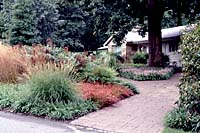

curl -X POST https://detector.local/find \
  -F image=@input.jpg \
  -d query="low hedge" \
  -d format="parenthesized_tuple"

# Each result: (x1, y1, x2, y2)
(119, 67, 174, 81)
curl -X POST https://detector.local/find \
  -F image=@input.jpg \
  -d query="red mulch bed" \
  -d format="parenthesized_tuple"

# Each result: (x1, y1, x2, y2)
(77, 83, 134, 108)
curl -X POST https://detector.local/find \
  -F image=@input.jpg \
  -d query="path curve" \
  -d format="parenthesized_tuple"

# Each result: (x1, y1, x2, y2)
(70, 74, 181, 133)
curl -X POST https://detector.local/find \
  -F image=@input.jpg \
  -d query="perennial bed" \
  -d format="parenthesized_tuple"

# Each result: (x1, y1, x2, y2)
(0, 44, 139, 121)
(119, 67, 174, 81)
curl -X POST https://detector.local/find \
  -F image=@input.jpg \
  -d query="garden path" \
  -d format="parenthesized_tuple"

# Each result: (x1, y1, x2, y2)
(70, 73, 181, 133)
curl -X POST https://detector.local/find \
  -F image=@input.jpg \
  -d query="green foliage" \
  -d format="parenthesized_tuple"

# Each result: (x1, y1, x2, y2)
(0, 84, 29, 109)
(131, 52, 149, 64)
(165, 24, 200, 132)
(163, 128, 198, 133)
(120, 63, 146, 68)
(10, 0, 39, 45)
(0, 0, 14, 41)
(27, 71, 78, 104)
(165, 108, 200, 132)
(32, 0, 57, 44)
(0, 71, 98, 120)
(83, 63, 118, 83)
(53, 0, 86, 51)
(120, 67, 174, 81)
(13, 99, 97, 120)
(95, 52, 121, 70)
(179, 24, 200, 110)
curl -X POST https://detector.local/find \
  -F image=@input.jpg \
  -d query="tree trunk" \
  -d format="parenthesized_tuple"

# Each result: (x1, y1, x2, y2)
(148, 0, 163, 67)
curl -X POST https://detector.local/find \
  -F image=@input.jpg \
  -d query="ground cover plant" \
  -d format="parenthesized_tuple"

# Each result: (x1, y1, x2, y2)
(163, 128, 198, 133)
(78, 83, 134, 108)
(165, 24, 200, 132)
(119, 66, 174, 81)
(0, 44, 138, 120)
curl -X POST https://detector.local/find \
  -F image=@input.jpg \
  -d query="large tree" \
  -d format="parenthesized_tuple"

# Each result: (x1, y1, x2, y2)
(88, 0, 200, 66)
(53, 0, 87, 51)
(0, 0, 15, 41)
(147, 0, 200, 66)
(10, 0, 39, 45)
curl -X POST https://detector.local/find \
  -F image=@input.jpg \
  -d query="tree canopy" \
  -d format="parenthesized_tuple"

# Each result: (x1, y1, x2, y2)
(0, 0, 199, 58)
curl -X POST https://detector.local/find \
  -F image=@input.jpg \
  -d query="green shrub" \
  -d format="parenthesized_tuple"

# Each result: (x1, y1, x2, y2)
(179, 24, 200, 111)
(0, 84, 28, 109)
(27, 71, 78, 103)
(83, 63, 118, 83)
(131, 52, 148, 64)
(163, 128, 198, 133)
(165, 108, 200, 132)
(94, 52, 121, 70)
(119, 67, 174, 81)
(165, 24, 200, 132)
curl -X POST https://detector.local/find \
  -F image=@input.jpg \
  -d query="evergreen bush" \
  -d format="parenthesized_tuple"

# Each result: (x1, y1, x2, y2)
(165, 24, 200, 132)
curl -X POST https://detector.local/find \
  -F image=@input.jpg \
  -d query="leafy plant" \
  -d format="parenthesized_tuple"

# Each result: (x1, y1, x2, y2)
(83, 63, 118, 83)
(13, 99, 97, 120)
(163, 128, 198, 133)
(165, 108, 200, 132)
(131, 52, 148, 64)
(0, 71, 98, 120)
(165, 24, 200, 132)
(119, 67, 174, 81)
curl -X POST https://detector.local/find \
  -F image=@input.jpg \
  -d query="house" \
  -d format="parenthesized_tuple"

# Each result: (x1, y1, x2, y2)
(98, 26, 189, 66)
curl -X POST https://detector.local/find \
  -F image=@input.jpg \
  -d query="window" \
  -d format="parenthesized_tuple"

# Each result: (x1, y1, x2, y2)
(169, 41, 178, 52)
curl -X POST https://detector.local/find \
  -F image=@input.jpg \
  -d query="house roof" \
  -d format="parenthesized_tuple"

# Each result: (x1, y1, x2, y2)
(126, 26, 187, 44)
(98, 25, 192, 50)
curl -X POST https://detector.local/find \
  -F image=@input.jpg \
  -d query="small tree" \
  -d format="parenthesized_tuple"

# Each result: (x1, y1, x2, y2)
(9, 0, 38, 45)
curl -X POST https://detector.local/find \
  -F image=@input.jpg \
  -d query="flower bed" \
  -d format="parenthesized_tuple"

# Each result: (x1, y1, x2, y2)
(119, 67, 174, 81)
(0, 44, 139, 121)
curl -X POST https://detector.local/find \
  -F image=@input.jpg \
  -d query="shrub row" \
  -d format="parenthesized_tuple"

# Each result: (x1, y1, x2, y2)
(119, 67, 174, 81)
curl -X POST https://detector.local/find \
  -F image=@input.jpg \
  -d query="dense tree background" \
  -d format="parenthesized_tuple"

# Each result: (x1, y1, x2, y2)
(0, 0, 199, 56)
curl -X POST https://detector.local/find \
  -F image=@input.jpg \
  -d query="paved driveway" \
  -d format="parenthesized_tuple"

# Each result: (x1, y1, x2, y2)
(71, 74, 180, 133)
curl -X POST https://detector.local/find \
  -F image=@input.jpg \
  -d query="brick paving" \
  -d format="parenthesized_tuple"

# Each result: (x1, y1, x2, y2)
(70, 74, 181, 133)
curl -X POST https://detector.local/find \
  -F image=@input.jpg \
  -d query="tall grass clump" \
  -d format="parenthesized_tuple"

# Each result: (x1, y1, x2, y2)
(12, 70, 97, 120)
(0, 45, 27, 83)
(27, 71, 78, 103)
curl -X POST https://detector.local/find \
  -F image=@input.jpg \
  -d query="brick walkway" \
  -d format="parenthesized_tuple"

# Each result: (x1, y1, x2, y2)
(70, 74, 180, 133)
